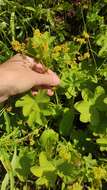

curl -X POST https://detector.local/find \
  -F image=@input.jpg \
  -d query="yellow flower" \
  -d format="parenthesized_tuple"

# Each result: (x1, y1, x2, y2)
(51, 52, 60, 59)
(5, 106, 12, 112)
(17, 120, 23, 125)
(33, 29, 41, 37)
(11, 40, 25, 52)
(93, 166, 107, 180)
(58, 145, 71, 161)
(61, 43, 69, 53)
(29, 135, 35, 146)
(12, 40, 21, 51)
(78, 52, 90, 61)
(83, 31, 90, 39)
(53, 43, 69, 53)
(74, 37, 86, 45)
(67, 182, 82, 190)
(53, 45, 62, 52)
(83, 4, 89, 9)
(32, 41, 37, 49)
(88, 187, 95, 190)
(72, 60, 77, 66)
(83, 52, 90, 59)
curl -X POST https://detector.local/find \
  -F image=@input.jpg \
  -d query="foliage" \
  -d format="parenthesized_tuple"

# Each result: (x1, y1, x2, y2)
(1, 0, 107, 189)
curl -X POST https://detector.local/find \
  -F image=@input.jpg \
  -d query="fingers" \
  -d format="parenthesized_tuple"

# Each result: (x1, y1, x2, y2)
(22, 56, 60, 87)
(31, 85, 54, 96)
(21, 55, 38, 69)
(31, 90, 38, 96)
(8, 54, 38, 69)
(31, 88, 54, 96)
(20, 54, 47, 73)
(33, 63, 47, 73)
(7, 53, 60, 93)
(44, 71, 60, 86)
(33, 71, 60, 87)
(47, 89, 54, 96)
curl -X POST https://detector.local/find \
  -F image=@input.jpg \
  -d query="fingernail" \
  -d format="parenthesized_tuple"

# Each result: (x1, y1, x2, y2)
(31, 91, 38, 96)
(47, 89, 54, 96)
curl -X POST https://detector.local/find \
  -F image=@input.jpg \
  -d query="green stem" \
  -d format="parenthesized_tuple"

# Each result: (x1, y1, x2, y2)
(81, 6, 97, 69)
(9, 171, 15, 190)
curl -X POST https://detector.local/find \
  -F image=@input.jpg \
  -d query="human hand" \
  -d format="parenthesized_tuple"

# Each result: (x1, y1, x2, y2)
(0, 53, 60, 102)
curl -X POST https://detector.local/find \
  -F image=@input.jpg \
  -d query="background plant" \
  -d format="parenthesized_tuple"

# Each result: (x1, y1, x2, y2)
(1, 0, 107, 190)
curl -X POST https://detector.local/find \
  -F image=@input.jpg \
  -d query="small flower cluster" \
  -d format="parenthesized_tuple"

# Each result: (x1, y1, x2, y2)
(58, 144, 71, 161)
(93, 166, 107, 180)
(11, 40, 25, 52)
(74, 30, 90, 45)
(67, 182, 82, 190)
(78, 52, 90, 61)
(53, 43, 69, 53)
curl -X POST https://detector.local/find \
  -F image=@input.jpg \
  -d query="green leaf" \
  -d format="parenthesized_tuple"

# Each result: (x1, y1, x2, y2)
(90, 107, 100, 126)
(97, 30, 107, 57)
(0, 148, 16, 190)
(31, 166, 43, 177)
(15, 149, 35, 182)
(40, 129, 59, 149)
(16, 91, 51, 126)
(75, 86, 107, 126)
(24, 6, 36, 12)
(97, 137, 107, 145)
(82, 88, 93, 101)
(39, 152, 55, 170)
(75, 101, 91, 123)
(36, 177, 49, 187)
(95, 94, 107, 111)
(96, 135, 107, 151)
(94, 86, 105, 99)
(16, 95, 34, 115)
(3, 111, 11, 134)
(1, 173, 9, 190)
(31, 152, 56, 188)
(55, 159, 81, 184)
(59, 108, 74, 136)
(27, 108, 42, 126)
(0, 0, 5, 5)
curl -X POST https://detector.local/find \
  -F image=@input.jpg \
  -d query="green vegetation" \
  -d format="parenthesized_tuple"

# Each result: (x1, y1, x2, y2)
(1, 0, 107, 189)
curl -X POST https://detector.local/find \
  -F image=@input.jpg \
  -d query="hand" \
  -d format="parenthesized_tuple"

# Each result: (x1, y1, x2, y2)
(0, 53, 60, 102)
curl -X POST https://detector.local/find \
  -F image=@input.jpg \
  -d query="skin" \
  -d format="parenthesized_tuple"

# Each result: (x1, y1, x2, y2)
(0, 53, 60, 103)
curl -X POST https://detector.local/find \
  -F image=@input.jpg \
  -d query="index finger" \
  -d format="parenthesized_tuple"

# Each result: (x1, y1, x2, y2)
(24, 55, 47, 73)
